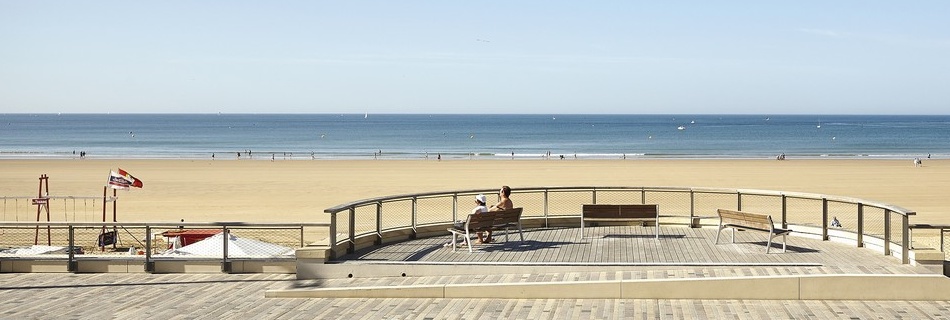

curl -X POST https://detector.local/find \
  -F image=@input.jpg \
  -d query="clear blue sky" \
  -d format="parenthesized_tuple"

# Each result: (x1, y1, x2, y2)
(2, 1, 948, 114)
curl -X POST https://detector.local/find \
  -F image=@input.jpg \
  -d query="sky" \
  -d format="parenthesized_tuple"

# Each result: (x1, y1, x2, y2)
(1, 1, 948, 114)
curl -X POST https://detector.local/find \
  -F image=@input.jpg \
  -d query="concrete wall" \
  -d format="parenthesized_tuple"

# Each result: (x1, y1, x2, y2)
(266, 274, 950, 300)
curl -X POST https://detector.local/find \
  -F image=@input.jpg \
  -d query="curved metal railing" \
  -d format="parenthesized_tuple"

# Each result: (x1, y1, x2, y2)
(324, 186, 917, 263)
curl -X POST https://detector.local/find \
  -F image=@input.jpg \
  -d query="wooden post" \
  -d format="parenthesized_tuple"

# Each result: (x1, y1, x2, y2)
(33, 174, 51, 245)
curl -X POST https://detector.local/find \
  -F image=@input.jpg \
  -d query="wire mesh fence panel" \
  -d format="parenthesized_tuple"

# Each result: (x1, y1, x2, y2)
(224, 228, 300, 257)
(863, 206, 887, 239)
(0, 227, 42, 248)
(910, 229, 943, 251)
(944, 231, 950, 260)
(785, 197, 823, 227)
(512, 191, 546, 218)
(415, 196, 455, 226)
(332, 210, 351, 246)
(380, 199, 413, 231)
(827, 201, 859, 235)
(644, 191, 690, 217)
(230, 228, 301, 249)
(353, 204, 378, 238)
(693, 192, 739, 217)
(735, 194, 782, 217)
(890, 213, 905, 248)
(594, 190, 641, 205)
(546, 190, 593, 217)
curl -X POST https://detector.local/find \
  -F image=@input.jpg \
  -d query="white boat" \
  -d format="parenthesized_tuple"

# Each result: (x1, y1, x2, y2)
(677, 125, 686, 130)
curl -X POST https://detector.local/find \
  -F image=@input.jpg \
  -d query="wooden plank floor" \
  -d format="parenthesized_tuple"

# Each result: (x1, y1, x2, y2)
(1, 273, 949, 319)
(1, 226, 947, 319)
(339, 226, 931, 275)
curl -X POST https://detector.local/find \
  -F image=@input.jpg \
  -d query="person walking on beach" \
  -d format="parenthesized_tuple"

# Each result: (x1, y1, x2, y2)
(486, 185, 513, 243)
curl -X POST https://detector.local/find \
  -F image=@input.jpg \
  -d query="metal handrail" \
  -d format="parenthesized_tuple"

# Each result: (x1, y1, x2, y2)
(323, 186, 918, 264)
(0, 221, 331, 274)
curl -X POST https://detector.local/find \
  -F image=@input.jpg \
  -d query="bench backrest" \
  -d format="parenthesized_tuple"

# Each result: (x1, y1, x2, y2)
(717, 209, 775, 231)
(465, 207, 523, 230)
(583, 204, 658, 219)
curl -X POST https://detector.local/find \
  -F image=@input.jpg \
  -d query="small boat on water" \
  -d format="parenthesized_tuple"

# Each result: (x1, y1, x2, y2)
(677, 125, 686, 130)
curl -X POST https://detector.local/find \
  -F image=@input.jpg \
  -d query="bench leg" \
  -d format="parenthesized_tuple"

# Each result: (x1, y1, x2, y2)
(518, 223, 524, 242)
(579, 218, 585, 239)
(451, 233, 458, 252)
(782, 234, 787, 253)
(464, 231, 474, 253)
(715, 226, 723, 244)
(766, 235, 773, 254)
(654, 221, 659, 240)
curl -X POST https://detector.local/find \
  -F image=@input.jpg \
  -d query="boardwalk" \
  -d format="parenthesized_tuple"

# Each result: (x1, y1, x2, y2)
(1, 226, 948, 319)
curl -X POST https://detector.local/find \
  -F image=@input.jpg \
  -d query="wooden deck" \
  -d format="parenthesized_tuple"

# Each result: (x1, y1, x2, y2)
(1, 225, 948, 319)
(336, 226, 928, 274)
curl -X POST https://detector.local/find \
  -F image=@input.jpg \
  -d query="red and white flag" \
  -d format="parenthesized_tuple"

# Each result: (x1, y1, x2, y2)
(107, 168, 143, 189)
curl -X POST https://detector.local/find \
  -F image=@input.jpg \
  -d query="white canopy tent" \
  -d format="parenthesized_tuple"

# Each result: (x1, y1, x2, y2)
(162, 233, 294, 257)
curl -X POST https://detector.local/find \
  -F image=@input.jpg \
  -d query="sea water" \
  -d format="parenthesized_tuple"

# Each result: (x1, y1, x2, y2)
(0, 114, 947, 160)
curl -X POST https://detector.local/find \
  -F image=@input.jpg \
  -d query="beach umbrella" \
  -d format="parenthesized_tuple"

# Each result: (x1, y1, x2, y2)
(166, 233, 294, 257)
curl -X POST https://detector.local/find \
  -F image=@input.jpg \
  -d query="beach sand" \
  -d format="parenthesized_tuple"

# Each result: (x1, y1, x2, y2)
(1, 158, 948, 225)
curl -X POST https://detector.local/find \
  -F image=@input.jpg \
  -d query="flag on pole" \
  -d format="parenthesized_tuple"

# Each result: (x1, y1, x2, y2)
(119, 168, 143, 188)
(107, 168, 143, 189)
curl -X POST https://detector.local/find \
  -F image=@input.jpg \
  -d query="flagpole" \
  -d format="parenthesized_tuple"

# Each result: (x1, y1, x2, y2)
(112, 188, 118, 250)
(101, 185, 106, 251)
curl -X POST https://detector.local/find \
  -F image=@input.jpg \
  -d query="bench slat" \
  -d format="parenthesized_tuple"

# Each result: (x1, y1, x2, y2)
(581, 204, 659, 239)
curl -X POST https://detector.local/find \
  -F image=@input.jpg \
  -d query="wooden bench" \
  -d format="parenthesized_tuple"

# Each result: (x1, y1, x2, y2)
(715, 209, 791, 253)
(447, 208, 524, 252)
(580, 204, 659, 239)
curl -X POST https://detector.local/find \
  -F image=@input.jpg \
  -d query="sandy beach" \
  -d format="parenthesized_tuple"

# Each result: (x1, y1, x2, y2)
(1, 158, 947, 225)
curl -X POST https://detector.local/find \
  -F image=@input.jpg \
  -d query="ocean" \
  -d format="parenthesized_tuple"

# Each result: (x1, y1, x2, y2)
(0, 114, 947, 160)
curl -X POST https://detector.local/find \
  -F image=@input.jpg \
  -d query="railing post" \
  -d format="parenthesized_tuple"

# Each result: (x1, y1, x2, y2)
(299, 226, 305, 248)
(737, 192, 742, 211)
(328, 211, 338, 257)
(884, 209, 892, 256)
(452, 194, 458, 222)
(592, 188, 597, 204)
(689, 190, 695, 222)
(942, 227, 946, 254)
(781, 195, 788, 229)
(145, 225, 155, 272)
(221, 226, 231, 273)
(822, 198, 829, 241)
(901, 214, 910, 264)
(640, 187, 645, 204)
(856, 203, 864, 247)
(543, 189, 549, 228)
(375, 202, 383, 245)
(941, 227, 946, 254)
(67, 225, 77, 273)
(347, 208, 356, 254)
(411, 197, 418, 239)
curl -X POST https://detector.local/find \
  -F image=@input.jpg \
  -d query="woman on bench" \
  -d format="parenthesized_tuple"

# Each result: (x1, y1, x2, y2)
(445, 194, 490, 247)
